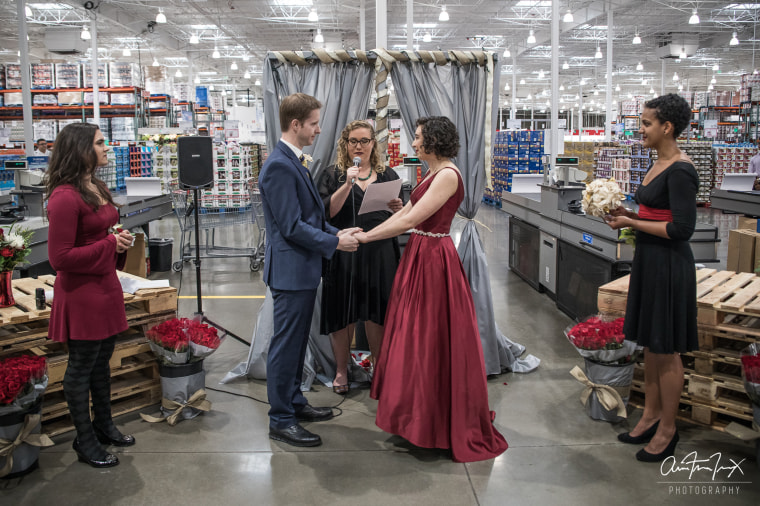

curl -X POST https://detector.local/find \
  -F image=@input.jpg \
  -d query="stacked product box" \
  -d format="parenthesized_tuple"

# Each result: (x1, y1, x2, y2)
(32, 93, 57, 106)
(489, 130, 508, 203)
(58, 90, 83, 105)
(173, 83, 192, 103)
(110, 117, 136, 141)
(83, 62, 109, 88)
(610, 156, 632, 195)
(129, 144, 154, 177)
(84, 91, 109, 105)
(5, 64, 22, 89)
(563, 141, 595, 181)
(30, 63, 55, 89)
(0, 155, 21, 191)
(33, 120, 57, 142)
(112, 146, 131, 190)
(387, 129, 402, 168)
(713, 143, 756, 189)
(490, 130, 544, 195)
(628, 143, 653, 197)
(740, 74, 760, 103)
(95, 152, 118, 190)
(593, 145, 624, 179)
(110, 92, 136, 105)
(54, 63, 81, 89)
(678, 141, 713, 203)
(153, 143, 178, 193)
(0, 63, 5, 89)
(108, 62, 139, 88)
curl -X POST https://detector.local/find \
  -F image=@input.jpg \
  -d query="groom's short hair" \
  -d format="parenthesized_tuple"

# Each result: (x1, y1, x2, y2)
(280, 93, 322, 133)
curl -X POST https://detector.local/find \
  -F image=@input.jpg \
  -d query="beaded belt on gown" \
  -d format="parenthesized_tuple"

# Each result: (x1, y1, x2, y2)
(411, 228, 449, 238)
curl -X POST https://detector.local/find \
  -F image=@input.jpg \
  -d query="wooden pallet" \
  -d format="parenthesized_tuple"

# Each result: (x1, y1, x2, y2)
(0, 272, 177, 326)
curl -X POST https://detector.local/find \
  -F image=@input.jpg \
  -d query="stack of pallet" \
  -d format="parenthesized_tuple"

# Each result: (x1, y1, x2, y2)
(597, 268, 759, 432)
(0, 272, 177, 437)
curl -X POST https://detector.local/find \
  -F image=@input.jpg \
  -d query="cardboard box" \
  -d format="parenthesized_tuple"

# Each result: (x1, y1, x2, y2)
(727, 229, 760, 273)
(123, 232, 146, 278)
(737, 216, 760, 233)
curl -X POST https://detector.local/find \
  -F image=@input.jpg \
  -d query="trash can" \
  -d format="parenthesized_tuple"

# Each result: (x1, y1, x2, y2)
(148, 238, 173, 272)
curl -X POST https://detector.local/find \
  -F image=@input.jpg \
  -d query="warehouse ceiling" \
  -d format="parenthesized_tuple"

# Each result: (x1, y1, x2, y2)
(1, 1, 759, 108)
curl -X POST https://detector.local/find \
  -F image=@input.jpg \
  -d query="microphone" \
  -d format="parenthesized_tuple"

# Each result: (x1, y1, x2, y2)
(352, 157, 361, 184)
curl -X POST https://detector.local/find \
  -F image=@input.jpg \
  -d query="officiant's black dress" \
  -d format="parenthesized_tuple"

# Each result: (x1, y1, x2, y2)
(318, 165, 401, 334)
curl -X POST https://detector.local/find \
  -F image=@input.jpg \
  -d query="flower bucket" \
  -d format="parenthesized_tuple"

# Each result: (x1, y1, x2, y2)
(577, 359, 635, 423)
(740, 343, 760, 405)
(0, 398, 53, 479)
(0, 271, 14, 308)
(141, 361, 210, 426)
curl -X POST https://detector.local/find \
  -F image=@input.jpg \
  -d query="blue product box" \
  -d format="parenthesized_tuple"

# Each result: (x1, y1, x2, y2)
(530, 131, 544, 142)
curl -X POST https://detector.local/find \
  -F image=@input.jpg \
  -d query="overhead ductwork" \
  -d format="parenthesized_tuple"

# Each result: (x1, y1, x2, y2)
(656, 34, 700, 59)
(44, 27, 89, 55)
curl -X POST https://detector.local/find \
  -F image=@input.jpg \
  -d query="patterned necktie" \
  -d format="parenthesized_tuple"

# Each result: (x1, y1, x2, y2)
(299, 155, 307, 168)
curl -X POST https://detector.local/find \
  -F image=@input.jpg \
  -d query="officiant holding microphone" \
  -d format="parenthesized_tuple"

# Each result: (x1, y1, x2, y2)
(317, 120, 403, 394)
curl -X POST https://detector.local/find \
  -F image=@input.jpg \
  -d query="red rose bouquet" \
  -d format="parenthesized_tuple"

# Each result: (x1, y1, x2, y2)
(0, 355, 48, 413)
(0, 224, 34, 273)
(566, 315, 640, 365)
(146, 317, 225, 365)
(740, 343, 760, 405)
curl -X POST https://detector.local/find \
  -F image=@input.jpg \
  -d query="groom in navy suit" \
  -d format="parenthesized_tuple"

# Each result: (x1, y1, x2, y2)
(259, 93, 360, 447)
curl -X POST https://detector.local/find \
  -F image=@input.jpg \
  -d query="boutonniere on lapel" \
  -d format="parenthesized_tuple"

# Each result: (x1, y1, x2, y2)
(301, 154, 313, 168)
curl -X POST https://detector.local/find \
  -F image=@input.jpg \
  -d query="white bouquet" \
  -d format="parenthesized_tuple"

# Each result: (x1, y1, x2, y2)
(582, 178, 625, 217)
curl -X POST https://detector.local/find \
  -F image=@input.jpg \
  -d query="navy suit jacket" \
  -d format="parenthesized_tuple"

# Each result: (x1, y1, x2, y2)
(258, 141, 339, 291)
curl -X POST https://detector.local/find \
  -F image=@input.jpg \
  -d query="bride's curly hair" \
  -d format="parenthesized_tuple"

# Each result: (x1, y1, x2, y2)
(335, 120, 385, 175)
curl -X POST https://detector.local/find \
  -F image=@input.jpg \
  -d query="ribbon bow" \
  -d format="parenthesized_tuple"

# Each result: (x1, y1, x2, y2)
(140, 389, 212, 426)
(0, 414, 55, 478)
(570, 366, 628, 418)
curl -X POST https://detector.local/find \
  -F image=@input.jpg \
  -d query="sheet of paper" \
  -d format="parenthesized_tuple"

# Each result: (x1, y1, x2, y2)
(357, 179, 403, 215)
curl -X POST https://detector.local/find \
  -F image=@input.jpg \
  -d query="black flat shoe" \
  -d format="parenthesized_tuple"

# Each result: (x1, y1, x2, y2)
(618, 420, 660, 445)
(269, 424, 322, 447)
(296, 404, 334, 422)
(73, 438, 119, 468)
(636, 431, 679, 463)
(94, 424, 136, 447)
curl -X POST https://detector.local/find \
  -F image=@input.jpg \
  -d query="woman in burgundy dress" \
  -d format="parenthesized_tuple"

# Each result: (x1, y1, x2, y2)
(46, 123, 136, 468)
(355, 116, 508, 463)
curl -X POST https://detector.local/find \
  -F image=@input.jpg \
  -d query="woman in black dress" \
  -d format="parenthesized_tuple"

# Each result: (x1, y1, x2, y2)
(606, 94, 697, 462)
(318, 120, 403, 394)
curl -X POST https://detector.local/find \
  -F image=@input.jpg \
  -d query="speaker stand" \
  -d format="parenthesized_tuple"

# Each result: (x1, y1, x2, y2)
(188, 187, 250, 346)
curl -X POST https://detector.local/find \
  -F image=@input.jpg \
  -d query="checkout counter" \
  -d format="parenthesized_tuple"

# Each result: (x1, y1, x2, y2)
(710, 188, 760, 217)
(0, 159, 172, 277)
(501, 161, 720, 320)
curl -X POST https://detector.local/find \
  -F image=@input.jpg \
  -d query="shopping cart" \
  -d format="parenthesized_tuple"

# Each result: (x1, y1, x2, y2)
(170, 181, 259, 272)
(246, 178, 266, 272)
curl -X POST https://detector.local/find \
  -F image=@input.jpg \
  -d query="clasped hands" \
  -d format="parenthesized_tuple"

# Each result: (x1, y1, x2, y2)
(604, 207, 636, 230)
(114, 229, 134, 254)
(337, 227, 362, 251)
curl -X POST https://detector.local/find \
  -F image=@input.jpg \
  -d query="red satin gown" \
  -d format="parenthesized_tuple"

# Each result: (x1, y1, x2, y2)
(370, 168, 508, 463)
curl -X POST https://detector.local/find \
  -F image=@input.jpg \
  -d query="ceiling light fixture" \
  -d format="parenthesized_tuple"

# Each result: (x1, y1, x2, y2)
(730, 32, 739, 46)
(594, 89, 599, 96)
(563, 9, 574, 23)
(175, 69, 183, 78)
(595, 46, 603, 59)
(156, 8, 167, 24)
(679, 47, 687, 59)
(80, 25, 91, 40)
(439, 6, 449, 22)
(152, 58, 159, 67)
(520, 78, 526, 85)
(244, 71, 251, 79)
(122, 47, 131, 57)
(689, 9, 699, 25)
(504, 82, 510, 91)
(713, 63, 719, 71)
(190, 34, 200, 44)
(25, 6, 32, 18)
(563, 61, 569, 70)
(649, 87, 655, 94)
(212, 48, 220, 59)
(678, 84, 683, 91)
(315, 29, 324, 44)
(632, 31, 641, 45)
(255, 78, 261, 86)
(308, 9, 319, 22)
(231, 62, 238, 70)
(672, 72, 679, 81)
(636, 61, 643, 71)
(642, 78, 647, 85)
(423, 32, 432, 43)
(559, 84, 565, 91)
(708, 83, 714, 91)
(194, 76, 200, 84)
(527, 30, 536, 44)
(538, 69, 545, 79)
(580, 78, 586, 86)
(209, 84, 215, 91)
(527, 93, 532, 100)
(221, 89, 226, 96)
(711, 76, 716, 84)
(503, 47, 511, 58)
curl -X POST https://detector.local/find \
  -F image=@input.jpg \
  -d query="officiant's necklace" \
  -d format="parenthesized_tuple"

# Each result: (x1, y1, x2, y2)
(357, 168, 372, 181)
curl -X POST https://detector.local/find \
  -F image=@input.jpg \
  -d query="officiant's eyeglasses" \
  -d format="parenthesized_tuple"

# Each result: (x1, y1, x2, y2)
(347, 138, 373, 146)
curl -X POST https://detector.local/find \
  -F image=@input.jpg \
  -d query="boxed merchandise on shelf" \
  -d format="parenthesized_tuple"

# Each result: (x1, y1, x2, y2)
(713, 144, 755, 189)
(0, 63, 5, 89)
(5, 64, 22, 89)
(172, 83, 192, 102)
(30, 63, 55, 89)
(33, 120, 57, 141)
(678, 141, 713, 203)
(54, 63, 81, 89)
(110, 92, 137, 105)
(108, 62, 139, 88)
(83, 91, 110, 105)
(32, 94, 57, 106)
(57, 91, 82, 106)
(109, 117, 137, 141)
(4, 92, 22, 106)
(83, 62, 109, 88)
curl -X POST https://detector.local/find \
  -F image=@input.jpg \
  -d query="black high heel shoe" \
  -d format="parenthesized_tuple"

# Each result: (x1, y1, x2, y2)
(94, 424, 136, 447)
(618, 420, 660, 444)
(73, 438, 119, 468)
(636, 431, 679, 462)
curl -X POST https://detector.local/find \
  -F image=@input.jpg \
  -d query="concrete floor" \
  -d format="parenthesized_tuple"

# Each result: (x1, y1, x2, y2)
(2, 206, 759, 505)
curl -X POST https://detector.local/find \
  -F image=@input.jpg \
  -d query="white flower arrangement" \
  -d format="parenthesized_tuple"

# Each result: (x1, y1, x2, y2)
(582, 178, 625, 217)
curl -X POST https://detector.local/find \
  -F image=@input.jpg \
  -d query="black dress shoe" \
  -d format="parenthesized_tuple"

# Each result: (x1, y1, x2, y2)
(636, 431, 679, 462)
(269, 424, 322, 447)
(73, 438, 119, 468)
(618, 420, 660, 445)
(296, 404, 333, 422)
(94, 424, 136, 447)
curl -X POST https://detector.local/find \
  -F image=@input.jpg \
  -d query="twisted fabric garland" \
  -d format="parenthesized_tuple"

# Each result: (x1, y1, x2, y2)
(570, 366, 628, 418)
(140, 389, 211, 426)
(0, 414, 54, 478)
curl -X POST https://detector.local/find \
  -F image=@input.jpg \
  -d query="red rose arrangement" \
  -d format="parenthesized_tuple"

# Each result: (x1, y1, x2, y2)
(146, 317, 224, 364)
(0, 355, 47, 406)
(740, 344, 760, 405)
(0, 224, 34, 273)
(565, 315, 640, 365)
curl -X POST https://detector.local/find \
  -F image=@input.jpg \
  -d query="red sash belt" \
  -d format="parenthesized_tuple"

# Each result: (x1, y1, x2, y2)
(638, 204, 673, 222)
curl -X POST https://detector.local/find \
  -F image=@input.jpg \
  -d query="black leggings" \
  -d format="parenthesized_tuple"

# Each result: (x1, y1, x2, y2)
(63, 336, 117, 447)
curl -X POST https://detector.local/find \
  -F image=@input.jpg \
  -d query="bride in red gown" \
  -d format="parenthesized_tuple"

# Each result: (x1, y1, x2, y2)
(354, 116, 508, 463)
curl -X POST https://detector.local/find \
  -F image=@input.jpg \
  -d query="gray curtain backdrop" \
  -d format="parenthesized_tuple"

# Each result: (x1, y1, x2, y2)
(391, 58, 539, 375)
(263, 52, 375, 182)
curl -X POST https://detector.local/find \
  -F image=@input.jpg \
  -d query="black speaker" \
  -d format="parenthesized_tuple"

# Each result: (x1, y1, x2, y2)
(178, 136, 214, 189)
